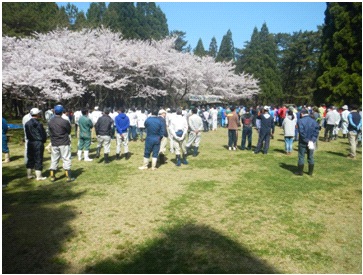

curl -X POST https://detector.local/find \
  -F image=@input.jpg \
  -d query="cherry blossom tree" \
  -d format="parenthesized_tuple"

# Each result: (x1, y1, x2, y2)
(2, 28, 259, 108)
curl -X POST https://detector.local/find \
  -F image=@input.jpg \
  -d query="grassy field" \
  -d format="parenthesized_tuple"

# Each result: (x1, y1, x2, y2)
(2, 123, 362, 273)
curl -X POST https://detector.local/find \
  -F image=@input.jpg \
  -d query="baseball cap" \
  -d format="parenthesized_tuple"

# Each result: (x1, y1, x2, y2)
(54, 105, 64, 115)
(30, 108, 41, 115)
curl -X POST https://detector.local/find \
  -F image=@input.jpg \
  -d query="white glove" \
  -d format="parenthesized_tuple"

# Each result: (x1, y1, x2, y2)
(308, 141, 315, 150)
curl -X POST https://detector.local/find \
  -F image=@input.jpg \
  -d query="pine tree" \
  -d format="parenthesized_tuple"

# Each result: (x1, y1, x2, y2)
(2, 2, 66, 37)
(208, 37, 218, 58)
(193, 38, 207, 57)
(216, 29, 235, 62)
(86, 2, 107, 28)
(170, 30, 188, 52)
(235, 23, 282, 104)
(315, 3, 362, 105)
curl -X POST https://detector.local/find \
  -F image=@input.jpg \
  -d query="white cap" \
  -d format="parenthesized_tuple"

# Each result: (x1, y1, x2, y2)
(30, 108, 41, 115)
(264, 105, 270, 111)
(342, 105, 348, 110)
(94, 106, 99, 110)
(158, 109, 166, 115)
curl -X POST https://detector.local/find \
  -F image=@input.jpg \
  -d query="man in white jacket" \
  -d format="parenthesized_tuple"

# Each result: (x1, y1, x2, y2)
(169, 109, 189, 166)
(186, 107, 203, 157)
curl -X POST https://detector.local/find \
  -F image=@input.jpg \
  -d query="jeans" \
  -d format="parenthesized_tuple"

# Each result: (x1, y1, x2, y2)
(284, 136, 294, 153)
(241, 127, 252, 149)
(228, 129, 237, 148)
(255, 131, 271, 154)
(298, 142, 314, 165)
(128, 125, 137, 140)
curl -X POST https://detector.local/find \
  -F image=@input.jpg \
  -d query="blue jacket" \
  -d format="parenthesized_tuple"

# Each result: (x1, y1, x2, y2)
(297, 115, 320, 144)
(115, 113, 130, 134)
(145, 116, 164, 141)
(348, 111, 362, 133)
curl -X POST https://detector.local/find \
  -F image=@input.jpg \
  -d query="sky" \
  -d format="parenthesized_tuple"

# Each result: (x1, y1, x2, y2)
(56, 2, 327, 50)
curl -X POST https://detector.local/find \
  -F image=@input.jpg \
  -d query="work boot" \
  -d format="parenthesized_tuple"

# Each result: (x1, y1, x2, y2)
(176, 155, 181, 166)
(84, 151, 93, 161)
(308, 164, 314, 176)
(181, 154, 188, 165)
(65, 170, 75, 182)
(193, 146, 199, 157)
(151, 157, 158, 170)
(295, 164, 304, 176)
(35, 170, 47, 181)
(50, 169, 56, 182)
(116, 153, 121, 160)
(27, 168, 34, 179)
(104, 153, 110, 164)
(125, 152, 130, 160)
(139, 158, 149, 170)
(159, 153, 165, 164)
(4, 153, 10, 163)
(77, 150, 82, 161)
(186, 146, 191, 155)
(95, 147, 101, 158)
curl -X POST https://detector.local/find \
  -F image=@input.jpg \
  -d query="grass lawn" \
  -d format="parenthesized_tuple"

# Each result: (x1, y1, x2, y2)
(2, 124, 362, 273)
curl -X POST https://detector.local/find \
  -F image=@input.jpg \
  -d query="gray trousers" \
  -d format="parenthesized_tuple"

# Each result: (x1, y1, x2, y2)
(97, 135, 111, 154)
(50, 145, 72, 171)
(115, 133, 129, 154)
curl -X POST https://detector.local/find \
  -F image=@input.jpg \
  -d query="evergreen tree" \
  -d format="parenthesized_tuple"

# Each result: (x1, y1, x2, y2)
(65, 3, 79, 26)
(216, 29, 235, 62)
(170, 30, 188, 52)
(208, 37, 218, 58)
(2, 2, 66, 37)
(86, 2, 107, 28)
(235, 23, 282, 104)
(74, 11, 88, 30)
(315, 2, 362, 105)
(276, 30, 322, 105)
(193, 38, 207, 57)
(136, 3, 168, 40)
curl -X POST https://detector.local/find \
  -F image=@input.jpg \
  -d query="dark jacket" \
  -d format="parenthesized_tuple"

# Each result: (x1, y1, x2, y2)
(297, 115, 320, 144)
(145, 116, 164, 141)
(95, 114, 114, 136)
(48, 116, 71, 146)
(258, 113, 274, 133)
(25, 118, 47, 143)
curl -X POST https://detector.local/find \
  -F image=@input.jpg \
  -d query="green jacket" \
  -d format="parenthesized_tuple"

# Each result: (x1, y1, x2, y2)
(78, 115, 93, 138)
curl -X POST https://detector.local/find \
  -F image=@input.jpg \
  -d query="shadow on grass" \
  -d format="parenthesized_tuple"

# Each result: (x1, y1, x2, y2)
(85, 223, 281, 274)
(279, 162, 297, 174)
(2, 172, 86, 273)
(325, 150, 348, 157)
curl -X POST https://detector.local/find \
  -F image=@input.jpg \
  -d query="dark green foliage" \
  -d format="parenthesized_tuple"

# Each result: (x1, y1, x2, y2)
(86, 2, 107, 28)
(315, 2, 362, 106)
(208, 37, 218, 58)
(216, 29, 235, 62)
(193, 38, 207, 57)
(170, 30, 188, 52)
(2, 2, 67, 37)
(236, 23, 282, 104)
(276, 30, 322, 105)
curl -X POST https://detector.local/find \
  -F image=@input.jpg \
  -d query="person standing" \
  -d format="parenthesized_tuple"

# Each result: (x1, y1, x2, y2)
(324, 106, 340, 141)
(158, 109, 168, 164)
(209, 105, 218, 131)
(169, 109, 189, 166)
(127, 107, 138, 141)
(44, 108, 54, 153)
(139, 109, 165, 170)
(2, 117, 10, 163)
(77, 109, 94, 161)
(341, 105, 350, 138)
(48, 105, 74, 182)
(186, 107, 203, 157)
(282, 110, 297, 155)
(137, 108, 147, 142)
(240, 108, 254, 150)
(295, 109, 320, 176)
(278, 105, 287, 127)
(73, 108, 82, 138)
(115, 107, 130, 160)
(22, 109, 32, 165)
(95, 108, 114, 164)
(24, 108, 47, 180)
(90, 106, 102, 140)
(254, 106, 274, 154)
(227, 106, 239, 151)
(347, 104, 362, 159)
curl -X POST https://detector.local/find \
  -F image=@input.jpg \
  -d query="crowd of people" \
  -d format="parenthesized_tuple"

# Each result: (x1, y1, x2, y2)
(2, 103, 361, 182)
